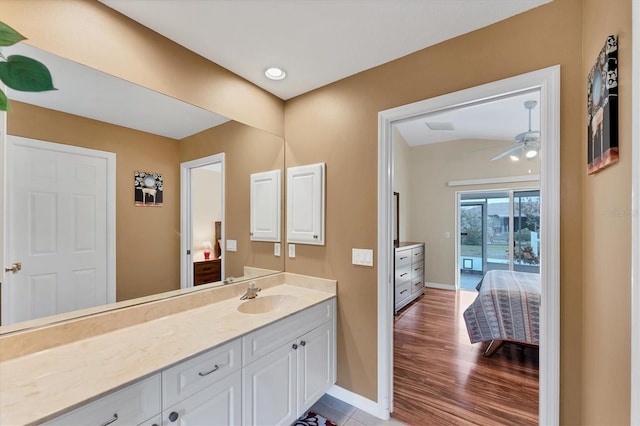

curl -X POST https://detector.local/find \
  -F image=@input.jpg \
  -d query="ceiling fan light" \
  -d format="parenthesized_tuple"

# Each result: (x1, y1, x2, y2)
(525, 148, 538, 159)
(509, 153, 521, 162)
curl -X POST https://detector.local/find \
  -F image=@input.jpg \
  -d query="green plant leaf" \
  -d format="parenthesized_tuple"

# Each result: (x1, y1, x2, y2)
(0, 55, 55, 92)
(0, 88, 9, 111)
(0, 22, 26, 47)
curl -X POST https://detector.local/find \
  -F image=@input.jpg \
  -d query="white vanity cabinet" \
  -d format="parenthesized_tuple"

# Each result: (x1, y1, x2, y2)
(161, 339, 242, 425)
(241, 299, 336, 426)
(42, 374, 162, 426)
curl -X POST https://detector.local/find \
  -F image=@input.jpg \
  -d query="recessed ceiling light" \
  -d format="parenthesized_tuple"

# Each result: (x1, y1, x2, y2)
(265, 67, 287, 81)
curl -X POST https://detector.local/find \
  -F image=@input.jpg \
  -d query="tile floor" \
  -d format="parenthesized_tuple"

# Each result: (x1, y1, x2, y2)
(303, 394, 406, 426)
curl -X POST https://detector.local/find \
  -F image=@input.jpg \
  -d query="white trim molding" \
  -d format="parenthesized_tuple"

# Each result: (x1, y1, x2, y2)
(327, 385, 387, 419)
(447, 174, 540, 187)
(378, 65, 560, 424)
(180, 153, 225, 289)
(424, 282, 456, 291)
(630, 1, 639, 423)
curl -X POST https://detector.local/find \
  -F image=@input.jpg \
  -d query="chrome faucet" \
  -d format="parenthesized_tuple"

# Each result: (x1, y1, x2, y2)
(240, 281, 261, 300)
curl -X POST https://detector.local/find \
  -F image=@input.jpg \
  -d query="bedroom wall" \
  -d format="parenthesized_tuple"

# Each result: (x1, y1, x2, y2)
(581, 0, 633, 424)
(393, 128, 412, 243)
(401, 136, 540, 287)
(284, 0, 585, 420)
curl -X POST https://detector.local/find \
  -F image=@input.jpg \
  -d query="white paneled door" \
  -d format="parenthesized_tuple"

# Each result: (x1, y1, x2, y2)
(3, 136, 115, 325)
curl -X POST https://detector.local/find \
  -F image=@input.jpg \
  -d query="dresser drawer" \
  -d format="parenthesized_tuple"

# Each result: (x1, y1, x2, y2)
(395, 264, 412, 284)
(395, 249, 412, 268)
(412, 263, 424, 277)
(163, 338, 241, 408)
(412, 276, 424, 294)
(194, 260, 221, 285)
(395, 281, 411, 303)
(43, 375, 161, 426)
(411, 246, 424, 263)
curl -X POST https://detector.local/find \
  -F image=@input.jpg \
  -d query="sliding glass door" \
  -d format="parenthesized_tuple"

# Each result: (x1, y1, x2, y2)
(458, 189, 540, 290)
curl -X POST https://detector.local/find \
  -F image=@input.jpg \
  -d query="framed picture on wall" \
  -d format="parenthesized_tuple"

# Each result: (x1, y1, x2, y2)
(134, 171, 163, 206)
(587, 35, 618, 175)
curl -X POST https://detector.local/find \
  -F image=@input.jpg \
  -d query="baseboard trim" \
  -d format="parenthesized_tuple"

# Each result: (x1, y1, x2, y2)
(327, 385, 389, 420)
(425, 282, 455, 290)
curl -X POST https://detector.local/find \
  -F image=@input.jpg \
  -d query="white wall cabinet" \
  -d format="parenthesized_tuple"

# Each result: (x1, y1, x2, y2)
(43, 299, 335, 426)
(242, 299, 336, 426)
(250, 169, 281, 242)
(287, 163, 325, 245)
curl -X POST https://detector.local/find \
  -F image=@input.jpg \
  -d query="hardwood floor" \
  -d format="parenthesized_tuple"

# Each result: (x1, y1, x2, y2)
(391, 288, 539, 426)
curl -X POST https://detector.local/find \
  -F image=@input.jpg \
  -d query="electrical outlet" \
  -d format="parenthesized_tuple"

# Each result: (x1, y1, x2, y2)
(274, 243, 281, 256)
(288, 244, 295, 258)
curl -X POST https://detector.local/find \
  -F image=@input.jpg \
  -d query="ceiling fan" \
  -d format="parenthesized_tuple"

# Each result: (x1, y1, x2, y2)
(491, 100, 541, 161)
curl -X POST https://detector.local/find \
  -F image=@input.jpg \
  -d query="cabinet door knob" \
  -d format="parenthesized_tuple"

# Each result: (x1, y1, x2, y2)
(313, 235, 318, 239)
(292, 343, 298, 350)
(300, 340, 306, 346)
(169, 411, 179, 422)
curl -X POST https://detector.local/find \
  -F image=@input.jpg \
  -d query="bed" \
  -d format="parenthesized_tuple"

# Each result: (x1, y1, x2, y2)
(463, 269, 541, 356)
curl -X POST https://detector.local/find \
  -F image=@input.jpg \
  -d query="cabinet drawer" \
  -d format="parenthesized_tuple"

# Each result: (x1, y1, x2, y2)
(412, 277, 424, 294)
(43, 374, 161, 425)
(194, 260, 221, 285)
(395, 264, 411, 284)
(411, 246, 424, 263)
(242, 299, 334, 365)
(395, 281, 411, 303)
(412, 264, 424, 277)
(163, 339, 241, 408)
(395, 249, 412, 268)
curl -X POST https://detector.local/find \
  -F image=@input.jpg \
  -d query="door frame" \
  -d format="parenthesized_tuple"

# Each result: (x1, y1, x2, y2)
(377, 65, 560, 423)
(630, 1, 639, 423)
(179, 153, 225, 288)
(1, 134, 116, 325)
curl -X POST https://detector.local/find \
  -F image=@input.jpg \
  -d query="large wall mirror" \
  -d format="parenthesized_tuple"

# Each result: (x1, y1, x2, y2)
(1, 44, 285, 333)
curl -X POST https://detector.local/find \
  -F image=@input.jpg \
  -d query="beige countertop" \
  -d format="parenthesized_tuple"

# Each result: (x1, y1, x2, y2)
(0, 277, 336, 425)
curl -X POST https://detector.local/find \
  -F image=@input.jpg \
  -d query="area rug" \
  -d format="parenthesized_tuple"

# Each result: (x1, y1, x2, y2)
(294, 411, 338, 426)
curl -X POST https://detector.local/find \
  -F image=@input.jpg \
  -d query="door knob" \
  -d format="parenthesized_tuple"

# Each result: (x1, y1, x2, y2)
(4, 263, 21, 273)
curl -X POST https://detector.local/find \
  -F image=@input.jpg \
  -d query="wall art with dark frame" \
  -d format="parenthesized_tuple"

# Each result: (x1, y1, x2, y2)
(587, 34, 618, 175)
(134, 171, 163, 206)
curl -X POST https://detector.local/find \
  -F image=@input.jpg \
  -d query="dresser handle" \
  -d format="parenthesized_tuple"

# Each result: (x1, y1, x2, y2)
(198, 364, 220, 376)
(169, 411, 179, 422)
(400, 256, 408, 260)
(400, 273, 408, 277)
(400, 289, 408, 294)
(100, 413, 118, 426)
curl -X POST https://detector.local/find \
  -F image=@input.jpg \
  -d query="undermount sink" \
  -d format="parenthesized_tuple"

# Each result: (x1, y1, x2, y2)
(237, 294, 298, 314)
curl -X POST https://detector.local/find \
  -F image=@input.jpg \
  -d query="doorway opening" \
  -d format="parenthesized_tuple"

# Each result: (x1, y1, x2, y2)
(377, 66, 560, 424)
(458, 189, 541, 291)
(180, 153, 225, 288)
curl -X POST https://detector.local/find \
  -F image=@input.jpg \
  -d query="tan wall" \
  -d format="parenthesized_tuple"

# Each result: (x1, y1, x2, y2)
(581, 1, 633, 424)
(180, 121, 285, 279)
(397, 136, 540, 286)
(7, 101, 181, 302)
(284, 0, 586, 420)
(392, 128, 411, 243)
(0, 0, 284, 136)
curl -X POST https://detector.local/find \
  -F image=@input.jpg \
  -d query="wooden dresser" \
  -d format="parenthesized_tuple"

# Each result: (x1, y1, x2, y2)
(193, 259, 221, 286)
(394, 242, 425, 314)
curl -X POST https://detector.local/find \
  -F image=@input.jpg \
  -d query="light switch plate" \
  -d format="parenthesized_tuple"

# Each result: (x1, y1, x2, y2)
(227, 239, 237, 252)
(274, 243, 281, 256)
(352, 248, 374, 266)
(288, 244, 296, 258)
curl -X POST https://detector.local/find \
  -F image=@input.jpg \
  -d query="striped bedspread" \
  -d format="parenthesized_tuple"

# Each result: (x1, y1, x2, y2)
(463, 270, 541, 345)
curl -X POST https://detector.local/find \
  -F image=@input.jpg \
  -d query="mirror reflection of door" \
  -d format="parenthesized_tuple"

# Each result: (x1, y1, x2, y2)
(2, 136, 116, 325)
(459, 203, 484, 290)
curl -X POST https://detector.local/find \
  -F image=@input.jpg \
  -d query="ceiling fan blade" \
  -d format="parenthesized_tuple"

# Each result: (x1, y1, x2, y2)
(491, 145, 522, 161)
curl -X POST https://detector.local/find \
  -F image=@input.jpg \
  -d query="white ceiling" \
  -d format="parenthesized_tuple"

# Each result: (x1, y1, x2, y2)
(5, 44, 229, 139)
(100, 0, 551, 101)
(395, 89, 541, 147)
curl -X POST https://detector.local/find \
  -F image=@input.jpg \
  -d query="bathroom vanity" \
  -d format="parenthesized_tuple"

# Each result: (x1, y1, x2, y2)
(0, 273, 336, 426)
